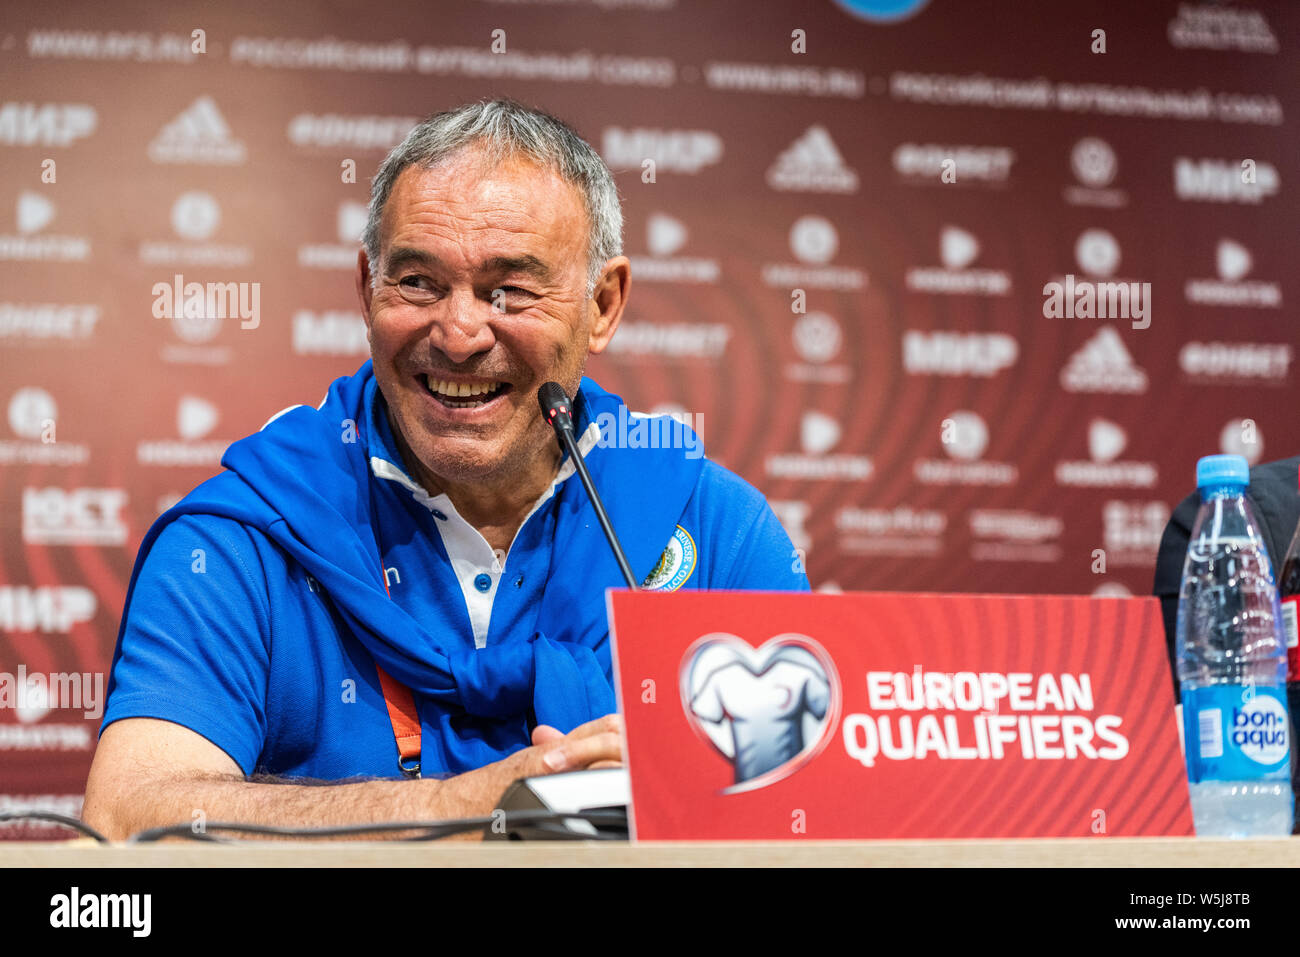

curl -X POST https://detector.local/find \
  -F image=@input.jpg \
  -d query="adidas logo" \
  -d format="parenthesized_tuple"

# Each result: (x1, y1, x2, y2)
(766, 126, 858, 194)
(1060, 326, 1148, 393)
(148, 96, 246, 165)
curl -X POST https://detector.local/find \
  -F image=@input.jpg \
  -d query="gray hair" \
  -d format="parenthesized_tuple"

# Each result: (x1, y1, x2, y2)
(362, 98, 623, 298)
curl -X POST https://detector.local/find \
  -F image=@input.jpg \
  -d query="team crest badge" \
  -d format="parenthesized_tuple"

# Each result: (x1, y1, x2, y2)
(642, 525, 697, 591)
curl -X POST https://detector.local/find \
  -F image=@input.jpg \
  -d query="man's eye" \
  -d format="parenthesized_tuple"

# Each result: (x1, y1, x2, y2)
(399, 275, 431, 289)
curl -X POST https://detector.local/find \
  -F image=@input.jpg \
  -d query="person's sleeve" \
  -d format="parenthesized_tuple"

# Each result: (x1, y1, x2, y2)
(696, 462, 811, 591)
(1152, 489, 1199, 695)
(101, 514, 273, 775)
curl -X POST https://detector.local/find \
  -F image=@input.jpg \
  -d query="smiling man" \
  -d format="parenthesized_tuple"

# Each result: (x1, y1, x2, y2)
(84, 100, 807, 840)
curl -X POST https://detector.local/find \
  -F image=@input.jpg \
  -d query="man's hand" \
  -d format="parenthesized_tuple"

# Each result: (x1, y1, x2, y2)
(524, 713, 625, 773)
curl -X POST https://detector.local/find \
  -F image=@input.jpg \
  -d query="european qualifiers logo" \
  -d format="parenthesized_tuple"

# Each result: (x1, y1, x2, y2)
(0, 192, 90, 262)
(1183, 239, 1280, 309)
(680, 633, 841, 794)
(1042, 229, 1150, 330)
(762, 215, 865, 290)
(842, 670, 1129, 767)
(626, 212, 719, 284)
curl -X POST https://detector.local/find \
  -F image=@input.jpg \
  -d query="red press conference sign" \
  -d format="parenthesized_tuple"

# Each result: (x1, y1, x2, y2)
(608, 592, 1193, 840)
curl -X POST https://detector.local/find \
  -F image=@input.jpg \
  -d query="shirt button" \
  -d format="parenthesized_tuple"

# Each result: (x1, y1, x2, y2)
(431, 509, 448, 521)
(473, 573, 493, 593)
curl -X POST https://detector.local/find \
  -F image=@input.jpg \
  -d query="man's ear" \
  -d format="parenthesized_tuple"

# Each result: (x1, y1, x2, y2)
(587, 256, 631, 355)
(356, 249, 376, 338)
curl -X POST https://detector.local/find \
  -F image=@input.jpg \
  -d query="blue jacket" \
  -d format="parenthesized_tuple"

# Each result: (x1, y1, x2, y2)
(102, 362, 809, 779)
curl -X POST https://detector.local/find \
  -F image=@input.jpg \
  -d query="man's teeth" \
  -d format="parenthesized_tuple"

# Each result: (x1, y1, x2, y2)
(426, 377, 503, 400)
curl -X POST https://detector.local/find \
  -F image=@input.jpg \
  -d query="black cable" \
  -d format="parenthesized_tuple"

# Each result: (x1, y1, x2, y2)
(0, 811, 110, 843)
(128, 808, 628, 843)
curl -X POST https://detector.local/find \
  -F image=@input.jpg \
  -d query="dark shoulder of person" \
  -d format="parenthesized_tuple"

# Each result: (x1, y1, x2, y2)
(1152, 455, 1300, 692)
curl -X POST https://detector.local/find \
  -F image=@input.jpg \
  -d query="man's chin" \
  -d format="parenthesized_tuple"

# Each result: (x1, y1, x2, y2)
(405, 442, 530, 490)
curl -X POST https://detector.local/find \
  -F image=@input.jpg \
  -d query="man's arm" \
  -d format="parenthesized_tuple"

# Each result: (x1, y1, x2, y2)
(82, 714, 622, 841)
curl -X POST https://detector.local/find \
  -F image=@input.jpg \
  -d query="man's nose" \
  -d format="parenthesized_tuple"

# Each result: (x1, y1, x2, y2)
(431, 290, 496, 364)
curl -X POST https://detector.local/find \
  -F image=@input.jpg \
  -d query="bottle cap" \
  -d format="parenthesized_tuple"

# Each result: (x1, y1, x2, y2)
(1196, 454, 1249, 490)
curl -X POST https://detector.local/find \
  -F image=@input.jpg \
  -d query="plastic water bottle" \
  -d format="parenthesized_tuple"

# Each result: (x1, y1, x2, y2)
(1176, 454, 1293, 836)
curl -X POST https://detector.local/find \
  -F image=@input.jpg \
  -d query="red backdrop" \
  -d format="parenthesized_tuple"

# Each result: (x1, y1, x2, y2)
(0, 0, 1295, 834)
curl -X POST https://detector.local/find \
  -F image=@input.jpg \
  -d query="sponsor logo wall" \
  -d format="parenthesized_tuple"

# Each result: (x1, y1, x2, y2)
(0, 0, 1296, 824)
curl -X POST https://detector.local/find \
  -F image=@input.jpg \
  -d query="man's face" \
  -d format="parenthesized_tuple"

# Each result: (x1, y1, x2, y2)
(359, 148, 620, 490)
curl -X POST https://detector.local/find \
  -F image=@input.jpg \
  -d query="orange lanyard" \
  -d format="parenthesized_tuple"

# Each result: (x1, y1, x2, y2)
(378, 565, 421, 778)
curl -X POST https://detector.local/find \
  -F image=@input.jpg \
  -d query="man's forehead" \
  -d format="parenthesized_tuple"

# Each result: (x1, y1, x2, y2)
(386, 151, 587, 240)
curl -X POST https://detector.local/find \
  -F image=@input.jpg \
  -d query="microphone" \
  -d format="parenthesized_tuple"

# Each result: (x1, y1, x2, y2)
(538, 382, 638, 589)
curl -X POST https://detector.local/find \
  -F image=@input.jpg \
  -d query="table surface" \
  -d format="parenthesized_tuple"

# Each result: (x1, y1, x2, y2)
(2, 836, 1298, 867)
